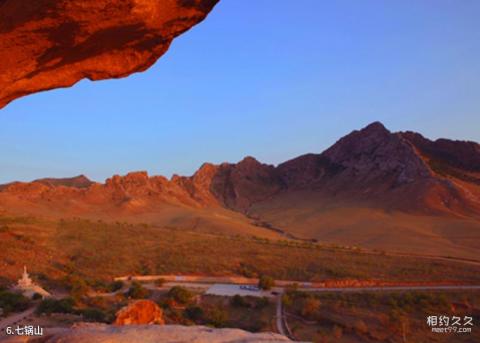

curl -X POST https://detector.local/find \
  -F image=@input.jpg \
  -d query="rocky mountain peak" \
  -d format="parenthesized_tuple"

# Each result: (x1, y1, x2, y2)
(322, 122, 432, 184)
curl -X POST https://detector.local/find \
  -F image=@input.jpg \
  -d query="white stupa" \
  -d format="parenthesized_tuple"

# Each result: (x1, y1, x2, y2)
(14, 266, 51, 299)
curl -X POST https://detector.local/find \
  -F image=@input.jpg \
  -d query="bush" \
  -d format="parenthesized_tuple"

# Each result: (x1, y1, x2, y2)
(231, 295, 249, 308)
(168, 286, 193, 305)
(258, 275, 275, 290)
(0, 291, 30, 314)
(354, 319, 368, 335)
(126, 282, 150, 299)
(282, 294, 293, 307)
(255, 297, 270, 309)
(300, 297, 321, 318)
(184, 305, 204, 321)
(205, 306, 228, 328)
(81, 308, 107, 322)
(32, 293, 43, 301)
(64, 275, 89, 301)
(246, 320, 266, 333)
(108, 280, 124, 293)
(36, 298, 75, 315)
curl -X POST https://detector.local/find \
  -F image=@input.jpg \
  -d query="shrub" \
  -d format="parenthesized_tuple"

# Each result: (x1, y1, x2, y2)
(246, 320, 266, 333)
(168, 286, 193, 305)
(184, 305, 204, 321)
(108, 280, 124, 293)
(126, 282, 150, 299)
(0, 291, 30, 314)
(81, 308, 107, 322)
(258, 275, 275, 290)
(282, 293, 293, 307)
(205, 306, 228, 328)
(231, 295, 249, 308)
(255, 297, 270, 309)
(300, 297, 321, 318)
(64, 275, 89, 301)
(36, 298, 75, 315)
(32, 293, 43, 301)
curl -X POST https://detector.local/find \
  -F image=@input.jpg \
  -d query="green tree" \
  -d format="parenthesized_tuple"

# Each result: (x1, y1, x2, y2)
(126, 282, 150, 299)
(168, 286, 193, 304)
(108, 280, 124, 293)
(0, 291, 30, 314)
(206, 306, 228, 328)
(231, 294, 249, 308)
(282, 293, 293, 307)
(81, 308, 107, 322)
(258, 275, 275, 290)
(36, 298, 75, 315)
(184, 305, 204, 321)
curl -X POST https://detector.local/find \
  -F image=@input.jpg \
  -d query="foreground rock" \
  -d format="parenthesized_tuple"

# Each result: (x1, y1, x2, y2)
(1, 324, 290, 343)
(115, 300, 165, 325)
(0, 0, 219, 108)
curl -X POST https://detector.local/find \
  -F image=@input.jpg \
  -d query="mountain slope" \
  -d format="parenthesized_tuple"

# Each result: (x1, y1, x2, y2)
(0, 122, 479, 258)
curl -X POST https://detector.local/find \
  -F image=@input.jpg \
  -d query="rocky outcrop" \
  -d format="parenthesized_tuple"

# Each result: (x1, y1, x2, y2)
(401, 131, 480, 185)
(34, 175, 94, 189)
(0, 0, 219, 108)
(0, 122, 478, 217)
(210, 157, 285, 212)
(0, 324, 290, 343)
(115, 300, 165, 326)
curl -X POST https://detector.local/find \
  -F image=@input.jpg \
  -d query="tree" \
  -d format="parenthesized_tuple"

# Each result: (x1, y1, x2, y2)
(126, 282, 150, 299)
(36, 298, 75, 315)
(32, 293, 43, 301)
(282, 293, 293, 307)
(64, 275, 88, 301)
(300, 297, 321, 318)
(168, 286, 193, 304)
(108, 280, 124, 293)
(0, 291, 30, 314)
(231, 295, 249, 308)
(206, 306, 228, 328)
(255, 297, 270, 309)
(258, 275, 275, 290)
(81, 308, 107, 322)
(184, 305, 204, 321)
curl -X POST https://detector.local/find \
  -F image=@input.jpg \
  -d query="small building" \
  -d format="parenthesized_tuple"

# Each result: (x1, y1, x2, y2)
(13, 266, 51, 299)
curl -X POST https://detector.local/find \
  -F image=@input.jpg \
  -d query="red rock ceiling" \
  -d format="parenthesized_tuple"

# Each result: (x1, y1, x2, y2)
(0, 0, 219, 108)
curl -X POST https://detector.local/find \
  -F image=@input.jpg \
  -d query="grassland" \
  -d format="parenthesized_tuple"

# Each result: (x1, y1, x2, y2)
(1, 215, 480, 290)
(283, 289, 480, 342)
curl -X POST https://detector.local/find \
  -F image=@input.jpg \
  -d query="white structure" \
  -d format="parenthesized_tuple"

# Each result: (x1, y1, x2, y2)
(13, 266, 51, 299)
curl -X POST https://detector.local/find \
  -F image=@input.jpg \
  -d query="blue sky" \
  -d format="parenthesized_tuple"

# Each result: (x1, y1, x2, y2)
(1, 0, 479, 183)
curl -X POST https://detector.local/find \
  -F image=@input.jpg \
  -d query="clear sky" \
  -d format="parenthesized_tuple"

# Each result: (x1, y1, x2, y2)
(1, 0, 479, 183)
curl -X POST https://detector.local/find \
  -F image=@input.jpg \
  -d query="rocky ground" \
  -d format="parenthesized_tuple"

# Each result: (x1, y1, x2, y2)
(1, 324, 290, 343)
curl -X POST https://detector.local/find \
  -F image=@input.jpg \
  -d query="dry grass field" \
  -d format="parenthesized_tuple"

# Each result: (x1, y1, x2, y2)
(1, 215, 480, 289)
(283, 289, 480, 342)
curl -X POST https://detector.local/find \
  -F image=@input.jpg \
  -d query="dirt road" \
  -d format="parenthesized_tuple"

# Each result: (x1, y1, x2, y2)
(0, 308, 35, 334)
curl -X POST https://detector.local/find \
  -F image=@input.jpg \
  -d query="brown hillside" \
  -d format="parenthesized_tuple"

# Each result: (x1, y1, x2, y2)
(0, 122, 479, 258)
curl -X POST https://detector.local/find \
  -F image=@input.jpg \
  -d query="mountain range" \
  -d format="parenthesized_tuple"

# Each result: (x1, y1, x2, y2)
(1, 122, 479, 259)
